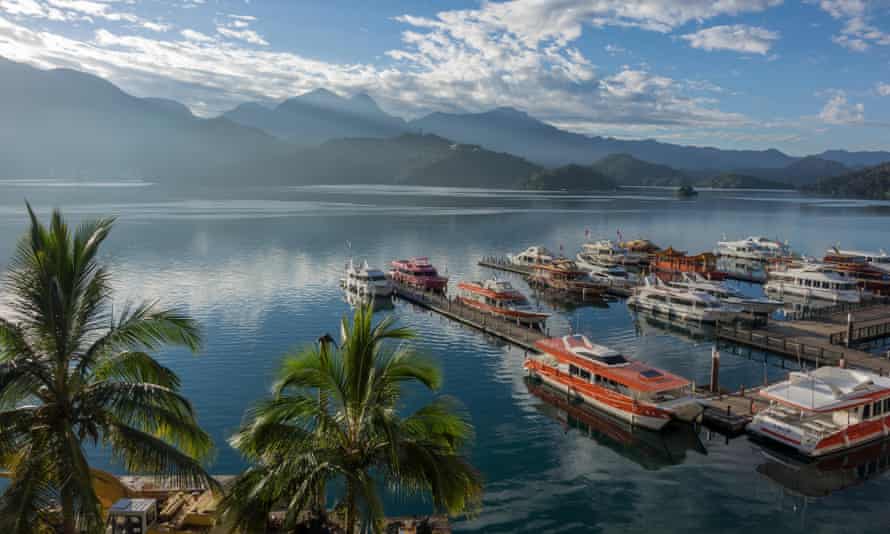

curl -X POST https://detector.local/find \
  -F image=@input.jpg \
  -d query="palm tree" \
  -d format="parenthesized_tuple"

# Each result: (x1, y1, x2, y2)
(220, 305, 482, 533)
(0, 205, 215, 533)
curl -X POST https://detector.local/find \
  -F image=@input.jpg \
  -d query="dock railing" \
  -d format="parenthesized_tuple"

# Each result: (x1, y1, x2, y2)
(716, 322, 845, 363)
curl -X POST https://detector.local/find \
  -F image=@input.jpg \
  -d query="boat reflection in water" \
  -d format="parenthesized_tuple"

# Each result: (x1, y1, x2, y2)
(343, 290, 394, 312)
(525, 378, 707, 471)
(755, 436, 890, 499)
(631, 308, 715, 343)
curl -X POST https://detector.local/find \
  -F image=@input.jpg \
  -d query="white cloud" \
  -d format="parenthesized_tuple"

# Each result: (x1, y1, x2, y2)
(142, 21, 170, 33)
(817, 0, 890, 52)
(0, 0, 70, 21)
(877, 82, 890, 96)
(180, 28, 213, 42)
(44, 0, 139, 22)
(819, 91, 865, 124)
(681, 25, 780, 55)
(216, 26, 268, 46)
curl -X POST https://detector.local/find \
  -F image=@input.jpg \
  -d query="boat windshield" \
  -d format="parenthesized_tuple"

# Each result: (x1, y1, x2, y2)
(575, 351, 628, 366)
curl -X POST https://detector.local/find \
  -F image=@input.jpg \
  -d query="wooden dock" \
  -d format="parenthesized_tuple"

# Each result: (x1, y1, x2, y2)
(715, 302, 890, 375)
(394, 284, 546, 352)
(697, 385, 770, 435)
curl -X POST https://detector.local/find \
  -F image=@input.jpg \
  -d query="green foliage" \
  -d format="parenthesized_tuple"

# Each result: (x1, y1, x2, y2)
(703, 172, 789, 189)
(220, 305, 482, 534)
(524, 164, 616, 191)
(0, 204, 214, 533)
(806, 162, 890, 199)
(591, 154, 690, 186)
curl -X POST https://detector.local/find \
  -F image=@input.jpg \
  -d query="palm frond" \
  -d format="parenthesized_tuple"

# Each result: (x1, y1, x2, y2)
(92, 350, 181, 389)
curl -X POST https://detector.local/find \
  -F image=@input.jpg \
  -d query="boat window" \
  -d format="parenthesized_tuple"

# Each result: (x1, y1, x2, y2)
(579, 369, 591, 381)
(640, 369, 663, 379)
(575, 351, 628, 366)
(569, 365, 579, 377)
(874, 401, 883, 417)
(864, 403, 872, 419)
(885, 398, 890, 413)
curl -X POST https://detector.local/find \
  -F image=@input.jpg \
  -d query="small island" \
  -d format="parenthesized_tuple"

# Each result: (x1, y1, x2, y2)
(675, 185, 698, 198)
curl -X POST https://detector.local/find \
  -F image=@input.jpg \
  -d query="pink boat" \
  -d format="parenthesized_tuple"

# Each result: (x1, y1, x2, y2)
(389, 257, 449, 293)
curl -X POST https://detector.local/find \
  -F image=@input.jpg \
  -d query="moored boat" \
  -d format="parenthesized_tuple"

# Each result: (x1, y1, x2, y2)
(524, 334, 702, 430)
(748, 366, 890, 457)
(765, 262, 865, 303)
(527, 259, 605, 298)
(389, 257, 449, 293)
(826, 247, 890, 274)
(457, 279, 549, 328)
(716, 235, 791, 261)
(576, 239, 647, 267)
(627, 276, 746, 323)
(620, 239, 661, 255)
(507, 245, 559, 267)
(342, 260, 393, 298)
(650, 247, 726, 281)
(581, 264, 640, 293)
(666, 272, 782, 315)
(823, 249, 890, 296)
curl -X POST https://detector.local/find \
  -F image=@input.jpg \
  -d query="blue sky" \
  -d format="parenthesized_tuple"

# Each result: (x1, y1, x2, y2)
(1, 0, 889, 155)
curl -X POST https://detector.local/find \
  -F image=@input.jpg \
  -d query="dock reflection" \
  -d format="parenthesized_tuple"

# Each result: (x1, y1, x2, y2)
(525, 379, 707, 471)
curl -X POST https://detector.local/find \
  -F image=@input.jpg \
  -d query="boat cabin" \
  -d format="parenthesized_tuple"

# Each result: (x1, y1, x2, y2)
(107, 499, 158, 534)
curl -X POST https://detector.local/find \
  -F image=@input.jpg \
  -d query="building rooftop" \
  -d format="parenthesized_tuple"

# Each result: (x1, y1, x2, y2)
(109, 499, 157, 514)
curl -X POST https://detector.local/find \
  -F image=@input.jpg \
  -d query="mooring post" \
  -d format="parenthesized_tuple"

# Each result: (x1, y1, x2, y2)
(847, 312, 853, 348)
(710, 346, 720, 394)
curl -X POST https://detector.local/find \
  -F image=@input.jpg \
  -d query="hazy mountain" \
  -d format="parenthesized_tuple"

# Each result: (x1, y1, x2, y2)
(0, 57, 282, 180)
(524, 164, 616, 191)
(222, 89, 407, 146)
(703, 172, 790, 190)
(410, 107, 796, 171)
(733, 156, 849, 187)
(814, 150, 890, 169)
(806, 163, 890, 199)
(591, 154, 691, 186)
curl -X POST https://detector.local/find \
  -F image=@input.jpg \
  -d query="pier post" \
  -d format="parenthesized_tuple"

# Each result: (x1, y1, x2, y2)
(710, 346, 720, 394)
(846, 313, 853, 348)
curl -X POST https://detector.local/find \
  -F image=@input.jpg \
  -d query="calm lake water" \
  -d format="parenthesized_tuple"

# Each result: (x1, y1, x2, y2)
(2, 182, 890, 533)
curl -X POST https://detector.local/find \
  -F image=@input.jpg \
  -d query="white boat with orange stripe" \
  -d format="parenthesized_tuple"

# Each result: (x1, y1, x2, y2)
(749, 366, 890, 457)
(524, 335, 702, 430)
(457, 279, 550, 329)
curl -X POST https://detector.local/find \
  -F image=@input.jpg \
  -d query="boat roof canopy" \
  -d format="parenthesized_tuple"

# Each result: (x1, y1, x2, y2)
(760, 367, 890, 411)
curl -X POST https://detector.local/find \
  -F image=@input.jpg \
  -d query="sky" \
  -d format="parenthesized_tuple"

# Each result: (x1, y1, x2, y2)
(0, 0, 889, 155)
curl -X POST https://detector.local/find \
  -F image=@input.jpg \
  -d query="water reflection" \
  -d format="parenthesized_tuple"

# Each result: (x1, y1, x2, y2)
(525, 379, 707, 471)
(632, 308, 715, 343)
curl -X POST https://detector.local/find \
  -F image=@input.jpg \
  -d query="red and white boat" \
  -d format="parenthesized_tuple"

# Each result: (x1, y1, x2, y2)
(749, 366, 890, 457)
(389, 257, 448, 293)
(524, 335, 702, 430)
(457, 279, 550, 328)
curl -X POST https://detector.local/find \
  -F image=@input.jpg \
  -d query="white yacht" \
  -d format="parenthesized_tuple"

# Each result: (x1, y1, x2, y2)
(765, 263, 864, 303)
(342, 260, 393, 297)
(583, 264, 639, 292)
(577, 240, 647, 267)
(716, 236, 791, 261)
(827, 247, 890, 274)
(666, 273, 782, 315)
(627, 277, 745, 323)
(507, 246, 559, 267)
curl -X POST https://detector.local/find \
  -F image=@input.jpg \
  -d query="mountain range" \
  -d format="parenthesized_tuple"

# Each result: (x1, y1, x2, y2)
(1, 57, 889, 193)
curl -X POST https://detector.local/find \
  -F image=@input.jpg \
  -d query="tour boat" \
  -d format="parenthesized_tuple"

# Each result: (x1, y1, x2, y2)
(823, 249, 890, 295)
(576, 240, 647, 267)
(342, 260, 393, 298)
(716, 235, 791, 261)
(650, 247, 726, 281)
(826, 247, 890, 274)
(666, 272, 782, 315)
(582, 264, 640, 292)
(507, 245, 559, 267)
(389, 257, 449, 293)
(527, 259, 605, 298)
(627, 277, 745, 323)
(524, 334, 703, 430)
(620, 239, 661, 255)
(765, 263, 864, 303)
(748, 366, 890, 457)
(456, 279, 550, 328)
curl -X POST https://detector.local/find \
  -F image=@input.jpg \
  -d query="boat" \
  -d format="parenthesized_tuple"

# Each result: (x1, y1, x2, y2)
(342, 260, 393, 298)
(456, 279, 550, 328)
(506, 245, 559, 267)
(716, 235, 791, 261)
(527, 259, 605, 298)
(765, 262, 864, 303)
(748, 366, 890, 457)
(627, 276, 746, 323)
(666, 272, 782, 315)
(576, 240, 647, 267)
(389, 257, 449, 293)
(650, 247, 726, 281)
(524, 334, 703, 430)
(826, 247, 890, 274)
(582, 264, 640, 293)
(620, 239, 661, 255)
(675, 185, 698, 198)
(823, 249, 890, 296)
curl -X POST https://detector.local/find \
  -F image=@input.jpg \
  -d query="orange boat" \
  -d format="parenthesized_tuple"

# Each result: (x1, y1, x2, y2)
(650, 247, 726, 281)
(457, 279, 550, 328)
(823, 252, 890, 295)
(527, 259, 604, 297)
(524, 335, 702, 430)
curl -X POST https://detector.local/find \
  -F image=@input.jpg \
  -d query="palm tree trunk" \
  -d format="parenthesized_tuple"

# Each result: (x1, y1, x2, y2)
(61, 485, 76, 534)
(345, 480, 357, 534)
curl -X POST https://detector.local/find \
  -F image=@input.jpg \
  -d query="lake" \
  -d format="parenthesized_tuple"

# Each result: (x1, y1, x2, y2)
(2, 182, 890, 533)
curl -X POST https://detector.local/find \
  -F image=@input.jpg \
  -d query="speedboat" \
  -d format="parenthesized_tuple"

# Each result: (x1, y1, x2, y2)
(577, 240, 647, 267)
(457, 279, 549, 328)
(527, 259, 605, 298)
(342, 260, 393, 298)
(389, 257, 449, 293)
(524, 334, 703, 430)
(765, 262, 865, 303)
(716, 235, 791, 261)
(582, 264, 639, 292)
(748, 366, 890, 457)
(666, 273, 782, 315)
(627, 276, 745, 323)
(507, 245, 559, 267)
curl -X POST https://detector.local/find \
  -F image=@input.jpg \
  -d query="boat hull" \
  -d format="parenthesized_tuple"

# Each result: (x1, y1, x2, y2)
(627, 296, 738, 323)
(458, 297, 548, 326)
(749, 413, 890, 457)
(764, 282, 862, 303)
